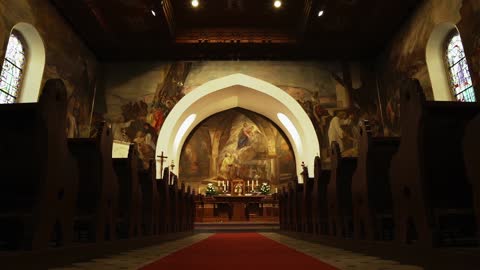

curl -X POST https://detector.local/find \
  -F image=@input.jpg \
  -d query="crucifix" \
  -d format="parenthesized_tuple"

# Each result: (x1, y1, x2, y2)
(157, 151, 168, 178)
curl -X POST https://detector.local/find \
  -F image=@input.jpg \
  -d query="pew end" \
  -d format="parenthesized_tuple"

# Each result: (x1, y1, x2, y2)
(390, 78, 479, 247)
(0, 79, 78, 251)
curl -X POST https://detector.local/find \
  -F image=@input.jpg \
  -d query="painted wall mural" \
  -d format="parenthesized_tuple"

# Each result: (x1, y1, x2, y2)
(0, 0, 99, 138)
(179, 108, 296, 192)
(103, 60, 381, 171)
(376, 0, 480, 136)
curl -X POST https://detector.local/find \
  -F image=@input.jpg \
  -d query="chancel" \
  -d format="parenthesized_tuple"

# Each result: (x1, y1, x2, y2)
(1, 0, 480, 269)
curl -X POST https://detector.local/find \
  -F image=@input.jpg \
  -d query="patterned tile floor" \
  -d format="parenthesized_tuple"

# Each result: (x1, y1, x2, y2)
(50, 233, 423, 270)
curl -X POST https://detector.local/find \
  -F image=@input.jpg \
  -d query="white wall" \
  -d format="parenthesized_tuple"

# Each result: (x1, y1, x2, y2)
(426, 22, 457, 101)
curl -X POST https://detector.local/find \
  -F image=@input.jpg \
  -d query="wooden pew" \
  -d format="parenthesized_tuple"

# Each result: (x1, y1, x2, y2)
(68, 122, 118, 242)
(301, 166, 314, 233)
(278, 187, 288, 230)
(0, 79, 78, 250)
(157, 167, 171, 233)
(464, 114, 480, 241)
(185, 186, 194, 231)
(311, 156, 331, 235)
(287, 177, 303, 232)
(177, 183, 186, 232)
(390, 78, 479, 247)
(327, 141, 357, 238)
(112, 144, 142, 238)
(351, 121, 400, 241)
(168, 173, 179, 232)
(281, 186, 292, 231)
(138, 159, 160, 235)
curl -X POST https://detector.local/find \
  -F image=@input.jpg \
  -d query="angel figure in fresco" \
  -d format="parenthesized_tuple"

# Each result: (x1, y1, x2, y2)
(219, 152, 235, 179)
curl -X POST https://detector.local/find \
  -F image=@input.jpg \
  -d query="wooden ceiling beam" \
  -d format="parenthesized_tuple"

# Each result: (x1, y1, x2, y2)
(161, 0, 176, 37)
(297, 0, 314, 40)
(83, 0, 111, 33)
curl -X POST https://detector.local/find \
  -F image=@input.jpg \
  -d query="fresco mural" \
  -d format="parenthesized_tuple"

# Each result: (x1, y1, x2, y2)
(179, 108, 296, 193)
(0, 0, 99, 138)
(104, 60, 384, 170)
(376, 0, 480, 136)
(104, 62, 189, 169)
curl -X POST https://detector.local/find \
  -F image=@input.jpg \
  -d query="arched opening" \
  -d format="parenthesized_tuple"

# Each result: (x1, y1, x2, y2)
(156, 74, 320, 182)
(179, 108, 297, 195)
(426, 23, 475, 101)
(1, 23, 45, 103)
(0, 32, 26, 103)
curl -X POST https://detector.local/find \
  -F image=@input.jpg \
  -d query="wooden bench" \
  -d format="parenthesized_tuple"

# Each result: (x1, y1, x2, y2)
(157, 167, 170, 233)
(464, 113, 480, 242)
(278, 187, 288, 230)
(390, 78, 479, 247)
(184, 186, 194, 231)
(351, 120, 400, 241)
(0, 79, 78, 250)
(68, 122, 118, 243)
(327, 141, 357, 238)
(168, 173, 179, 232)
(112, 144, 142, 238)
(301, 166, 314, 233)
(177, 183, 186, 232)
(287, 177, 303, 232)
(138, 159, 160, 235)
(311, 156, 331, 235)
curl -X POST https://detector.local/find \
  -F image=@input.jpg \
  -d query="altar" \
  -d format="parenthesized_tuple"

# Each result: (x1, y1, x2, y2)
(197, 194, 278, 222)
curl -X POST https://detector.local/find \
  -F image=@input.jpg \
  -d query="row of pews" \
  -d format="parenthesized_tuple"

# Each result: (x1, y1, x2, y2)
(279, 79, 480, 248)
(0, 79, 195, 252)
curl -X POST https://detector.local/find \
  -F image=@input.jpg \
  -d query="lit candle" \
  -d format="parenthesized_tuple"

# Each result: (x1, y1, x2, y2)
(247, 180, 250, 187)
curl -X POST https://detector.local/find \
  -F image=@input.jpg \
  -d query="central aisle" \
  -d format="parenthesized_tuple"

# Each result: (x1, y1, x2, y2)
(140, 233, 338, 270)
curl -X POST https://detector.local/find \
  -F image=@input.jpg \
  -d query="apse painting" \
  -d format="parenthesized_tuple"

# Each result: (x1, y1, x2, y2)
(179, 108, 296, 192)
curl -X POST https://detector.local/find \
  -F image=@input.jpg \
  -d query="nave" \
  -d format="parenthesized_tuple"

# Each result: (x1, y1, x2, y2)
(2, 0, 480, 269)
(49, 232, 422, 270)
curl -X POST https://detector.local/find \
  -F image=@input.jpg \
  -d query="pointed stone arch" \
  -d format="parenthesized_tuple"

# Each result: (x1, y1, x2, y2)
(156, 73, 320, 182)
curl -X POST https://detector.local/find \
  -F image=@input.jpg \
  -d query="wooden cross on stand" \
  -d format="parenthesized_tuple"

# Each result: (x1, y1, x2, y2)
(157, 151, 168, 178)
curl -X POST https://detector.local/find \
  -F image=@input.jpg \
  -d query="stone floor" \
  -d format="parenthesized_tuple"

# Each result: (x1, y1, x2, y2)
(50, 233, 424, 270)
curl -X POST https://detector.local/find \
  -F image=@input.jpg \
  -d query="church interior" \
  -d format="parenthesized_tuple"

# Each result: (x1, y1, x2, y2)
(1, 0, 480, 269)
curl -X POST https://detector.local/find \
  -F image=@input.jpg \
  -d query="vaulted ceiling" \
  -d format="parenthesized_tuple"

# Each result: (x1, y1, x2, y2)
(50, 0, 422, 60)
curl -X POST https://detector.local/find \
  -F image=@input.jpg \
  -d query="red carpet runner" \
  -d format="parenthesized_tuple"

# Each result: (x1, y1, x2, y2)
(140, 233, 338, 270)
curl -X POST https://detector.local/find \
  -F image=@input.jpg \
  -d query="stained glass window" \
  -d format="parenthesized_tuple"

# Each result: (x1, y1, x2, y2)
(446, 32, 476, 102)
(0, 33, 26, 104)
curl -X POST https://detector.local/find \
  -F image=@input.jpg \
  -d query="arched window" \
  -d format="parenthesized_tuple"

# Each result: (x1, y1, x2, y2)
(0, 32, 26, 104)
(445, 31, 476, 102)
